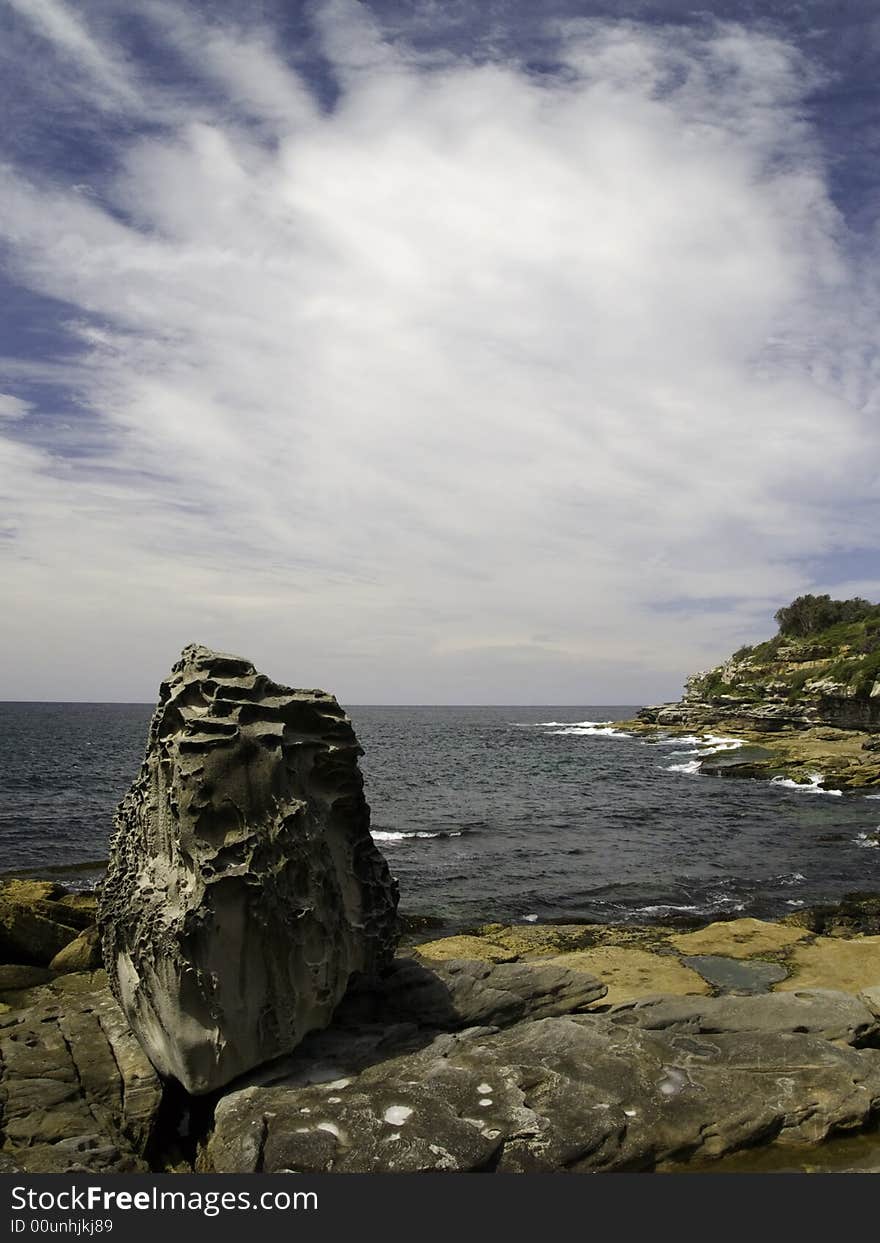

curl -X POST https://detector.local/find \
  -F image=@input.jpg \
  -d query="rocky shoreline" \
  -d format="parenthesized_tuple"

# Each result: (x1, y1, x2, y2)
(614, 598, 880, 791)
(612, 714, 880, 793)
(2, 641, 878, 1176)
(2, 876, 879, 1174)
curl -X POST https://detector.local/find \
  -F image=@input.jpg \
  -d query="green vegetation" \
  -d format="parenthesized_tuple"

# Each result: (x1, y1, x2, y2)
(749, 634, 784, 662)
(692, 596, 880, 708)
(774, 594, 880, 638)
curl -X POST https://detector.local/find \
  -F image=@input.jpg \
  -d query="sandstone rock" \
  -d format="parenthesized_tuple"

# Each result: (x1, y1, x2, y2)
(775, 936, 880, 995)
(860, 984, 880, 1018)
(415, 934, 517, 963)
(669, 918, 809, 959)
(50, 926, 102, 974)
(544, 946, 711, 1006)
(205, 998, 880, 1173)
(0, 981, 162, 1172)
(607, 989, 879, 1045)
(0, 886, 84, 966)
(98, 644, 399, 1094)
(782, 893, 880, 937)
(0, 964, 53, 994)
(337, 956, 607, 1030)
(55, 893, 99, 921)
(475, 922, 600, 958)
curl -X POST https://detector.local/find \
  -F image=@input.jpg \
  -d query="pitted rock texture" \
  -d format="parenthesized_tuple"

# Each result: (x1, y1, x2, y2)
(98, 645, 399, 1094)
(204, 990, 880, 1173)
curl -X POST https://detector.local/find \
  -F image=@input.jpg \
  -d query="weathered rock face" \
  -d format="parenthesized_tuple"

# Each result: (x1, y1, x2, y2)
(98, 645, 399, 1095)
(0, 880, 94, 966)
(0, 978, 162, 1172)
(204, 989, 880, 1173)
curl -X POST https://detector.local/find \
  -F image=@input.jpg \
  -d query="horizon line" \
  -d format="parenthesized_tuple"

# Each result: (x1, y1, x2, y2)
(0, 699, 649, 708)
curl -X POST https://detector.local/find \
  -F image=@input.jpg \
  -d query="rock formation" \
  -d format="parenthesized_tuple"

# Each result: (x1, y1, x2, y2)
(636, 596, 880, 735)
(205, 986, 880, 1173)
(3, 906, 880, 1172)
(619, 595, 880, 789)
(97, 644, 399, 1094)
(0, 977, 162, 1172)
(0, 880, 95, 966)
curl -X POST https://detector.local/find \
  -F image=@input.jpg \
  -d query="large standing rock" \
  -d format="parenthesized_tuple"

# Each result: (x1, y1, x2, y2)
(98, 645, 399, 1094)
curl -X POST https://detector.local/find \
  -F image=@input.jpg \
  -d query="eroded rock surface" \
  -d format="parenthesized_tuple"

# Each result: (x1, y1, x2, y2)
(335, 956, 607, 1031)
(204, 990, 880, 1173)
(0, 881, 93, 966)
(98, 645, 399, 1094)
(0, 981, 161, 1172)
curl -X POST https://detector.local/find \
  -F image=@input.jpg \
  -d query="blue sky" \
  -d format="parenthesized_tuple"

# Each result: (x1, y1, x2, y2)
(1, 0, 879, 702)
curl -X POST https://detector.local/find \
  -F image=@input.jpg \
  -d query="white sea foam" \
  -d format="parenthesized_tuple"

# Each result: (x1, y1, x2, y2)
(699, 734, 745, 754)
(548, 725, 630, 738)
(371, 829, 462, 842)
(659, 731, 746, 777)
(864, 794, 880, 800)
(664, 759, 702, 774)
(652, 735, 704, 747)
(521, 913, 539, 923)
(770, 774, 843, 796)
(634, 903, 700, 916)
(855, 831, 880, 848)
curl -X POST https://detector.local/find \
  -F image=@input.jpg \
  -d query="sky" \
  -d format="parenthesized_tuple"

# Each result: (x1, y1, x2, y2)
(1, 0, 879, 704)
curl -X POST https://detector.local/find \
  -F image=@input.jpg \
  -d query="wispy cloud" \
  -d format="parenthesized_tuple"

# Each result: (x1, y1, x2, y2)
(5, 0, 142, 110)
(0, 0, 878, 701)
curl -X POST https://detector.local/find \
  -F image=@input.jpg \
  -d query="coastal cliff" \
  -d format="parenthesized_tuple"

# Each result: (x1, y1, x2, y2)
(624, 595, 880, 790)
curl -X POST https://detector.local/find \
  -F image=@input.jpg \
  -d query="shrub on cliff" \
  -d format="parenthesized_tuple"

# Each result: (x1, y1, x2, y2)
(774, 594, 880, 638)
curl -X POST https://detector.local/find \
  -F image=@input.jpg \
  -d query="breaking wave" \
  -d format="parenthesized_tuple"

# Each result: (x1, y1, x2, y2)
(770, 774, 843, 797)
(371, 829, 462, 843)
(664, 758, 702, 775)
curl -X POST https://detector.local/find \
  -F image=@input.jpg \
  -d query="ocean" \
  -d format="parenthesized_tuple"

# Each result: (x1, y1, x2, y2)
(1, 701, 878, 928)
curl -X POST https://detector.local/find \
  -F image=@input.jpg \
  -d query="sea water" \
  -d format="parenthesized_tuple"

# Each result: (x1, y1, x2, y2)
(1, 702, 878, 928)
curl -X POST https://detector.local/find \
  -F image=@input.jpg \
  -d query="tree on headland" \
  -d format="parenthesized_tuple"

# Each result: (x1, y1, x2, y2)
(774, 594, 879, 638)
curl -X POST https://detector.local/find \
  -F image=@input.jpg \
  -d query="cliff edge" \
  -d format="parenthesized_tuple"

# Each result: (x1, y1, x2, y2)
(624, 595, 880, 790)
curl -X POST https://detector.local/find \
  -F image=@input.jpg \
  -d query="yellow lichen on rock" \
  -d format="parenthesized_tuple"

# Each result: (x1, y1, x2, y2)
(473, 923, 597, 958)
(413, 934, 516, 963)
(544, 946, 711, 1007)
(669, 918, 810, 959)
(774, 936, 880, 994)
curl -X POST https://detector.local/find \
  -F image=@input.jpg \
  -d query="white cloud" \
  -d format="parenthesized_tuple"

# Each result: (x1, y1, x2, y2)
(5, 0, 142, 110)
(0, 394, 31, 420)
(0, 2, 878, 701)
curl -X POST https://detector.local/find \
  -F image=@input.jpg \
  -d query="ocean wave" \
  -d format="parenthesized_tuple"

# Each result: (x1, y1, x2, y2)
(775, 871, 806, 885)
(371, 829, 462, 842)
(699, 734, 745, 754)
(770, 774, 843, 797)
(630, 894, 745, 918)
(664, 759, 702, 774)
(652, 735, 704, 747)
(548, 725, 631, 738)
(855, 831, 880, 848)
(632, 902, 701, 916)
(659, 731, 746, 776)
